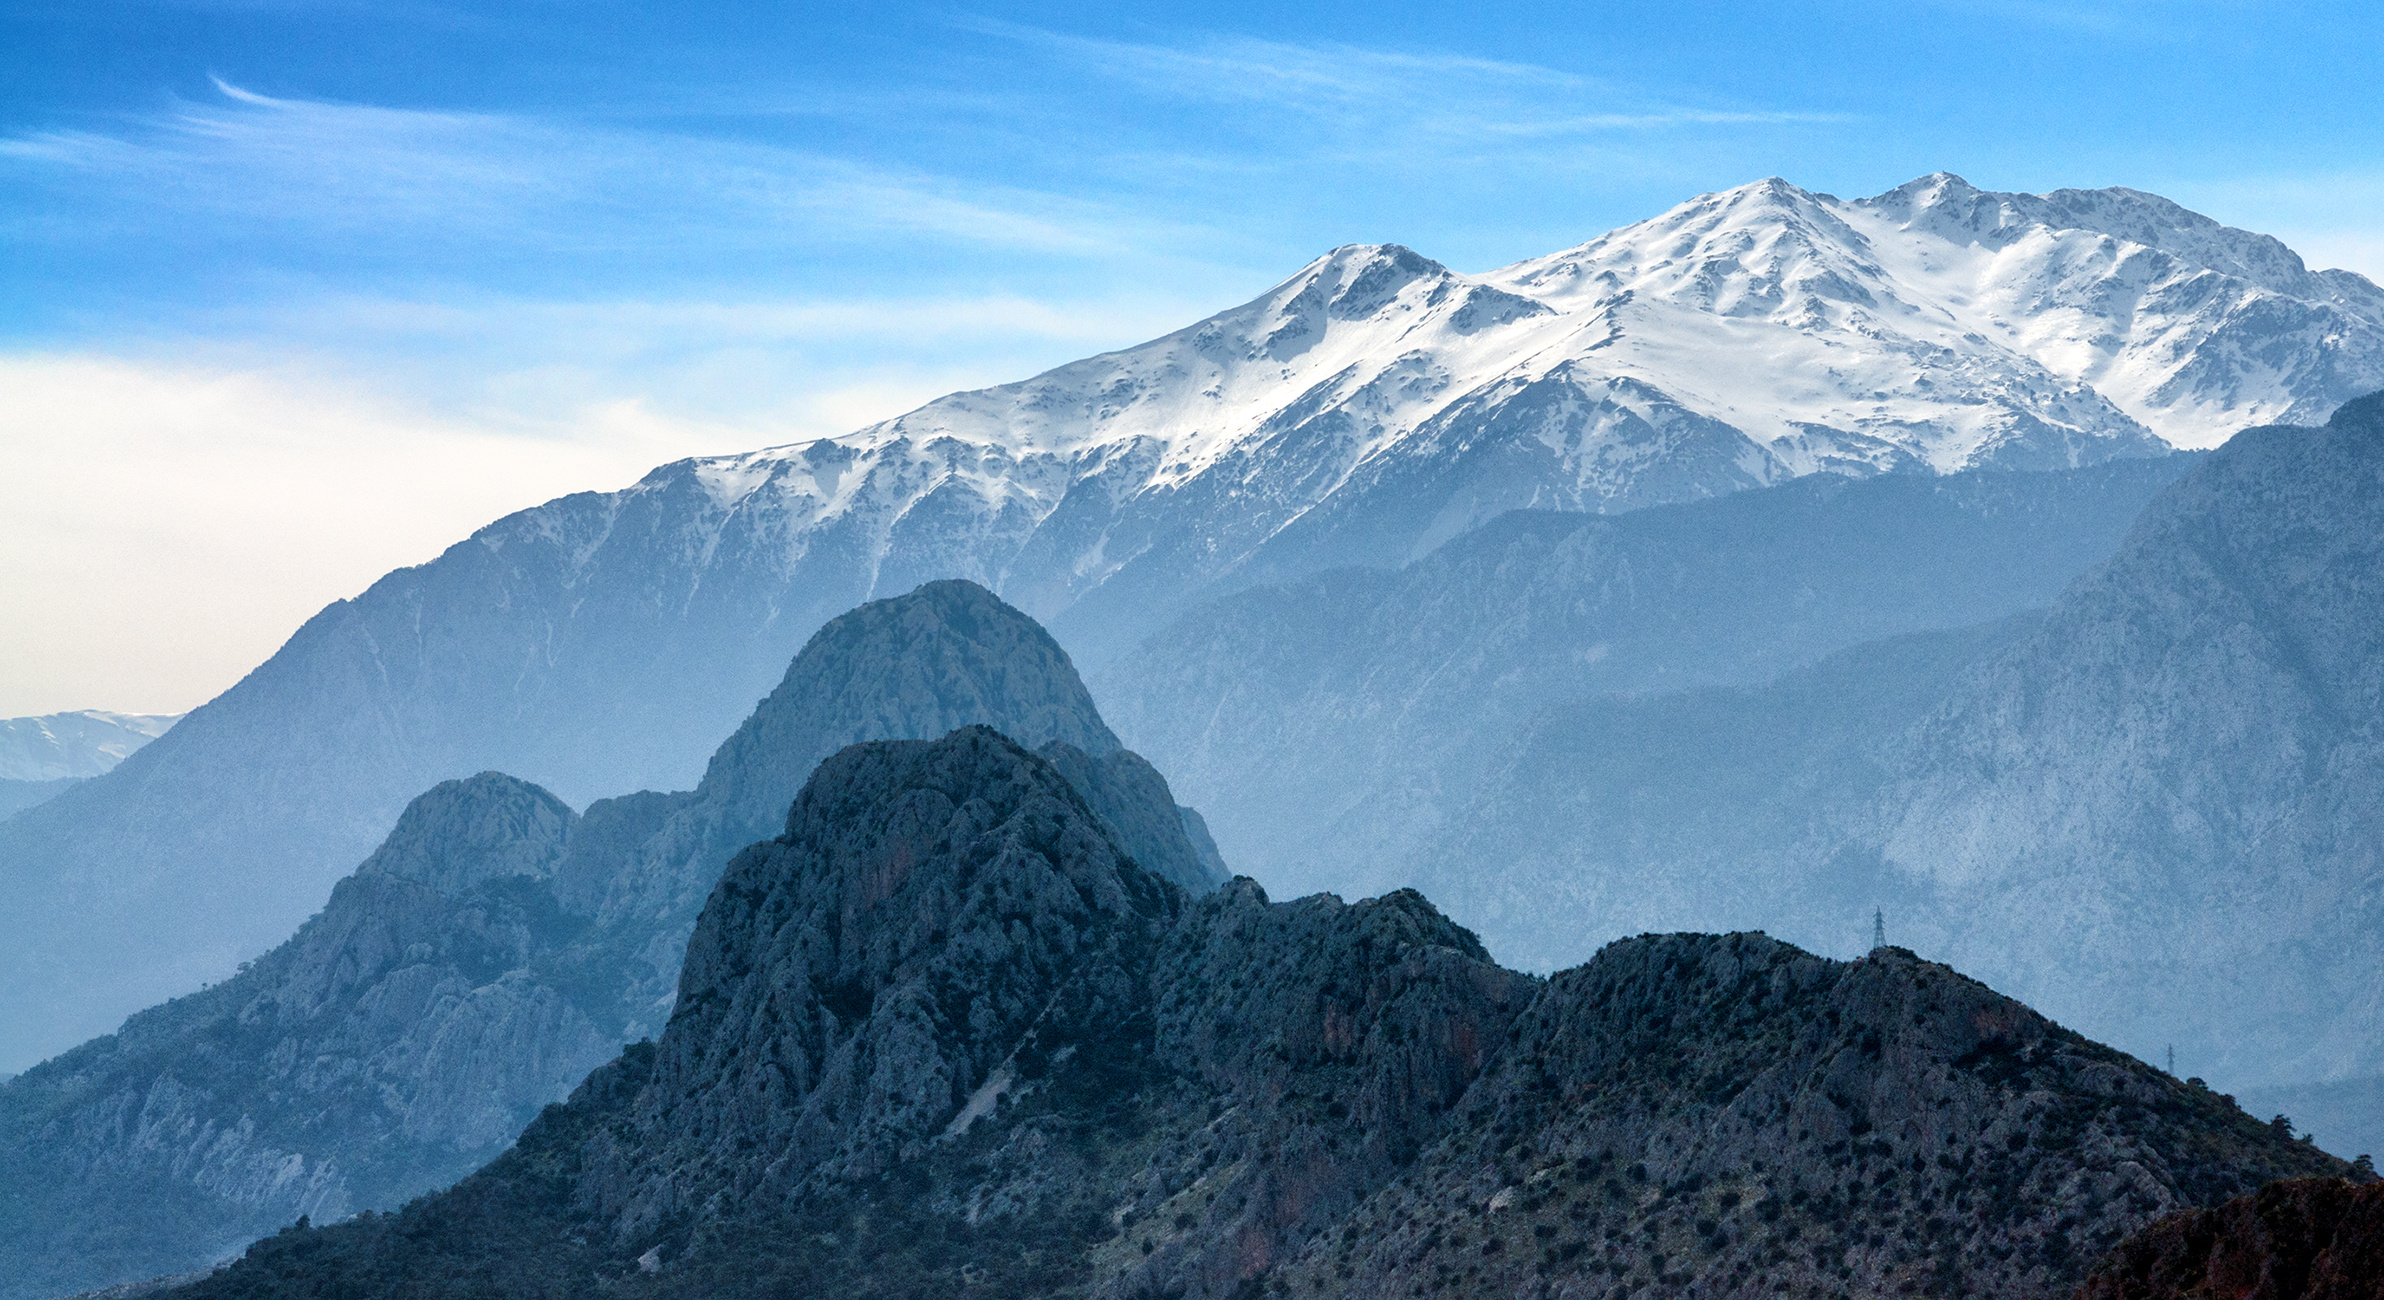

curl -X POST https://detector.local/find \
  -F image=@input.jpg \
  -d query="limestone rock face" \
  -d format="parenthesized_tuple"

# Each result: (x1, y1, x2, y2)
(175, 733, 2341, 1300)
(1304, 938, 2332, 1300)
(0, 581, 1226, 1299)
(582, 727, 1178, 1239)
(1880, 392, 2384, 1087)
(687, 577, 1122, 874)
(0, 773, 615, 1300)
(354, 772, 572, 894)
(1035, 741, 1229, 895)
(562, 579, 1209, 1045)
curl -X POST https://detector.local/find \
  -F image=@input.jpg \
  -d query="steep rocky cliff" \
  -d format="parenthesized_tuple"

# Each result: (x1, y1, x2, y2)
(0, 581, 1224, 1299)
(0, 773, 612, 1300)
(2077, 1178, 2384, 1300)
(561, 578, 1219, 1045)
(176, 731, 2338, 1300)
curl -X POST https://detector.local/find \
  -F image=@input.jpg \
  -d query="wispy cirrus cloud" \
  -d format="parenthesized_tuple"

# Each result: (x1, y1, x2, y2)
(960, 20, 1853, 149)
(0, 78, 1199, 264)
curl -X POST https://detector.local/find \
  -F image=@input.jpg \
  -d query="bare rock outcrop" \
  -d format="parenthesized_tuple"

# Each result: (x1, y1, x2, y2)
(175, 733, 2340, 1300)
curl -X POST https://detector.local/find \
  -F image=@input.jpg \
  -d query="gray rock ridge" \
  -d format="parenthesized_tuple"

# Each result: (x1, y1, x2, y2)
(1410, 613, 2048, 972)
(1, 580, 1226, 1297)
(1099, 452, 2201, 901)
(1297, 936, 2341, 1300)
(582, 727, 1182, 1240)
(171, 730, 2340, 1300)
(1881, 390, 2384, 1087)
(0, 771, 615, 1300)
(1417, 392, 2384, 1115)
(559, 579, 1208, 1044)
(1034, 740, 1230, 896)
(354, 772, 572, 894)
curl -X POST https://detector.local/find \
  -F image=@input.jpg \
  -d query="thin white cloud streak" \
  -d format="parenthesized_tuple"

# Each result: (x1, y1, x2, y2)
(0, 80, 1193, 258)
(962, 20, 1853, 147)
(166, 287, 1236, 428)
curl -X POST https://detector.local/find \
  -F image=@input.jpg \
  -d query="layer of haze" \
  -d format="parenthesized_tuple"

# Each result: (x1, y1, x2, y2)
(2, 0, 2380, 715)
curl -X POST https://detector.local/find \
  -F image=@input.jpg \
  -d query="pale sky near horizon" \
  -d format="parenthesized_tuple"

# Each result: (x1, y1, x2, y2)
(4, 0, 2382, 717)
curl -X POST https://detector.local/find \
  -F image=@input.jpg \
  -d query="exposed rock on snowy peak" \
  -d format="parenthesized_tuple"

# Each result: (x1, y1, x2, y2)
(168, 730, 2341, 1300)
(0, 709, 178, 820)
(1493, 173, 2382, 460)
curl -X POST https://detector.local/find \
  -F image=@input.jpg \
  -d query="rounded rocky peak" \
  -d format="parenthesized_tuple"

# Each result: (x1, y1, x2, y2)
(355, 771, 574, 894)
(693, 579, 1120, 831)
(630, 726, 1179, 1215)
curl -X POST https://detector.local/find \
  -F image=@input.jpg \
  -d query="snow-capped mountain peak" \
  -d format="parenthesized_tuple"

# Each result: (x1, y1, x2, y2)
(0, 710, 180, 783)
(493, 174, 2381, 664)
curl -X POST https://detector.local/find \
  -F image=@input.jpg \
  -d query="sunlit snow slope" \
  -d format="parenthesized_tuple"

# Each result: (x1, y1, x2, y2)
(654, 174, 2376, 662)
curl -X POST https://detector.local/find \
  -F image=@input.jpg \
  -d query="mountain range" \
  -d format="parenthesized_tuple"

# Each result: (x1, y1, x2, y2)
(7, 173, 2380, 1075)
(0, 581, 1222, 1300)
(163, 725, 2347, 1300)
(1097, 453, 2198, 902)
(0, 710, 177, 822)
(1399, 395, 2384, 1119)
(14, 398, 2381, 1291)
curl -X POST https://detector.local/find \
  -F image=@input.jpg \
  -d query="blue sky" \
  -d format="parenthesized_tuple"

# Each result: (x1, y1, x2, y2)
(5, 0, 2383, 714)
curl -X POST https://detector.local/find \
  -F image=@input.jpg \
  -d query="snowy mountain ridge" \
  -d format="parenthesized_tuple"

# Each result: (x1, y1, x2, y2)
(545, 172, 2379, 642)
(0, 710, 179, 783)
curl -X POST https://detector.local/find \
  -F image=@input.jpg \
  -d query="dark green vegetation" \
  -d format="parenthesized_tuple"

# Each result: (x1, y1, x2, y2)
(2078, 1177, 2384, 1299)
(175, 729, 2339, 1300)
(0, 580, 1225, 1300)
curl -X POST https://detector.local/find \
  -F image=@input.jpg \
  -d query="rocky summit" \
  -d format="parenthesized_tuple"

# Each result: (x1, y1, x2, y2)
(0, 580, 1225, 1300)
(0, 772, 609, 1300)
(178, 729, 2339, 1300)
